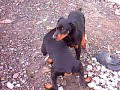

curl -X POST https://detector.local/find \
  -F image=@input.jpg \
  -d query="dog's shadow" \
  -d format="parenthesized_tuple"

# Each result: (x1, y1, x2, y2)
(58, 75, 91, 90)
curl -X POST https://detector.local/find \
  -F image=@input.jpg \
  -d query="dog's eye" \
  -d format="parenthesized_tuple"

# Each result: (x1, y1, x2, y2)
(60, 27, 64, 31)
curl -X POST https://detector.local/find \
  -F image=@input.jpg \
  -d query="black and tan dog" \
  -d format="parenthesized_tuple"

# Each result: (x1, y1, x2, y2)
(41, 29, 86, 90)
(53, 8, 86, 60)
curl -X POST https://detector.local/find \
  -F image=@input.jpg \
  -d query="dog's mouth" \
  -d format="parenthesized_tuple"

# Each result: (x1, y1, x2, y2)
(53, 31, 69, 41)
(55, 33, 68, 41)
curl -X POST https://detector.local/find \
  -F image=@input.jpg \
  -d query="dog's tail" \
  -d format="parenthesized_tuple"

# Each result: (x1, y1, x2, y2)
(78, 8, 82, 11)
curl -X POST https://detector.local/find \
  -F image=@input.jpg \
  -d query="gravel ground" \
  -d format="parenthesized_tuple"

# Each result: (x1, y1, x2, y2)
(0, 0, 120, 90)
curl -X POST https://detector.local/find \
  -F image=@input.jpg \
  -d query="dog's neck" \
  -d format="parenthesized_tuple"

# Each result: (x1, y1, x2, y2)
(69, 28, 76, 36)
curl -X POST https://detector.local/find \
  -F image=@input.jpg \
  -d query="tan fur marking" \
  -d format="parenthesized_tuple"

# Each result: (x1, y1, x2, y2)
(81, 34, 86, 49)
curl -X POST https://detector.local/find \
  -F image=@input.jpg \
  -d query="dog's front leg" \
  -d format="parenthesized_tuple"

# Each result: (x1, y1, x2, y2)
(51, 69, 58, 90)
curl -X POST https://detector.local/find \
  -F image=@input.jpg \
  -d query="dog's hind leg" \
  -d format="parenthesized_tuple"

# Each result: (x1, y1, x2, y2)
(75, 46, 81, 60)
(51, 69, 59, 90)
(78, 62, 86, 88)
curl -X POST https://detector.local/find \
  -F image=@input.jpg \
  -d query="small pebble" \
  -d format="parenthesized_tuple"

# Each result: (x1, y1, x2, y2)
(16, 84, 21, 87)
(91, 57, 97, 61)
(97, 25, 102, 28)
(118, 71, 120, 76)
(88, 72, 93, 76)
(116, 51, 120, 54)
(87, 65, 93, 71)
(88, 81, 96, 88)
(94, 85, 102, 90)
(58, 86, 64, 90)
(44, 55, 49, 61)
(96, 66, 101, 71)
(115, 9, 120, 15)
(101, 66, 107, 71)
(13, 73, 19, 78)
(7, 82, 14, 89)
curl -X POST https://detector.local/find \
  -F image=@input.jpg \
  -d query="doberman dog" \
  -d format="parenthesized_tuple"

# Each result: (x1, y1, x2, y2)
(41, 29, 86, 90)
(53, 8, 86, 60)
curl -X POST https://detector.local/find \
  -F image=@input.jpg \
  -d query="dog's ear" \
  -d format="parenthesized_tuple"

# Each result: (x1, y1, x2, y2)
(69, 21, 77, 30)
(57, 17, 65, 23)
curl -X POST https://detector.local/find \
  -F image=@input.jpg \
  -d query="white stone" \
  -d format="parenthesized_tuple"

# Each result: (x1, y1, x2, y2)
(93, 77, 100, 84)
(88, 82, 96, 88)
(116, 51, 120, 54)
(7, 82, 14, 89)
(115, 9, 120, 15)
(44, 55, 49, 61)
(16, 84, 21, 87)
(97, 25, 102, 28)
(36, 8, 41, 11)
(118, 78, 120, 81)
(96, 66, 101, 71)
(13, 73, 19, 78)
(101, 66, 107, 71)
(87, 65, 93, 71)
(94, 85, 102, 90)
(118, 71, 120, 76)
(91, 57, 97, 61)
(92, 63, 96, 66)
(113, 72, 118, 76)
(43, 18, 47, 22)
(58, 86, 64, 90)
(84, 75, 87, 78)
(88, 72, 93, 76)
(24, 74, 27, 77)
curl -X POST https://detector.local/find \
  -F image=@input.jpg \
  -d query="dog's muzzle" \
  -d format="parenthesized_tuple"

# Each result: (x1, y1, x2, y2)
(53, 32, 58, 39)
(52, 34, 57, 39)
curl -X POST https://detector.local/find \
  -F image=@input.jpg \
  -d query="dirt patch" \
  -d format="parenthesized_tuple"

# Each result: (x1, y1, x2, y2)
(0, 0, 120, 90)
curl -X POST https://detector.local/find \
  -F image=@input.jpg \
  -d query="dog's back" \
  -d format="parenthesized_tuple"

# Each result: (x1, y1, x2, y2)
(42, 29, 80, 73)
(68, 9, 85, 32)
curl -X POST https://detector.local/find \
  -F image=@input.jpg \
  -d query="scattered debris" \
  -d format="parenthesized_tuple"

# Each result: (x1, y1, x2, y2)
(0, 19, 14, 24)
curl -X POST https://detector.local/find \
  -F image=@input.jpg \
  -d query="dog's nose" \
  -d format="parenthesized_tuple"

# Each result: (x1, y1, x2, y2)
(52, 34, 56, 39)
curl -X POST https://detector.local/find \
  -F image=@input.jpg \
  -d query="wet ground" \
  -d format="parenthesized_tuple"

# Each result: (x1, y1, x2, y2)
(0, 0, 120, 90)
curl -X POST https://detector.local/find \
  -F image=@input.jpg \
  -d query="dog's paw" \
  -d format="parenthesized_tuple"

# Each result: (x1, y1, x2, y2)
(44, 83, 53, 90)
(84, 76, 92, 83)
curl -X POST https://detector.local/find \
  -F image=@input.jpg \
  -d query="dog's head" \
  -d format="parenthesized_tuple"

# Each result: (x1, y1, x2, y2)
(53, 17, 73, 41)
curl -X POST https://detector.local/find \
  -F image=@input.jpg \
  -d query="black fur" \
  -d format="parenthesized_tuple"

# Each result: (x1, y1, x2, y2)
(53, 9, 85, 60)
(41, 29, 86, 90)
